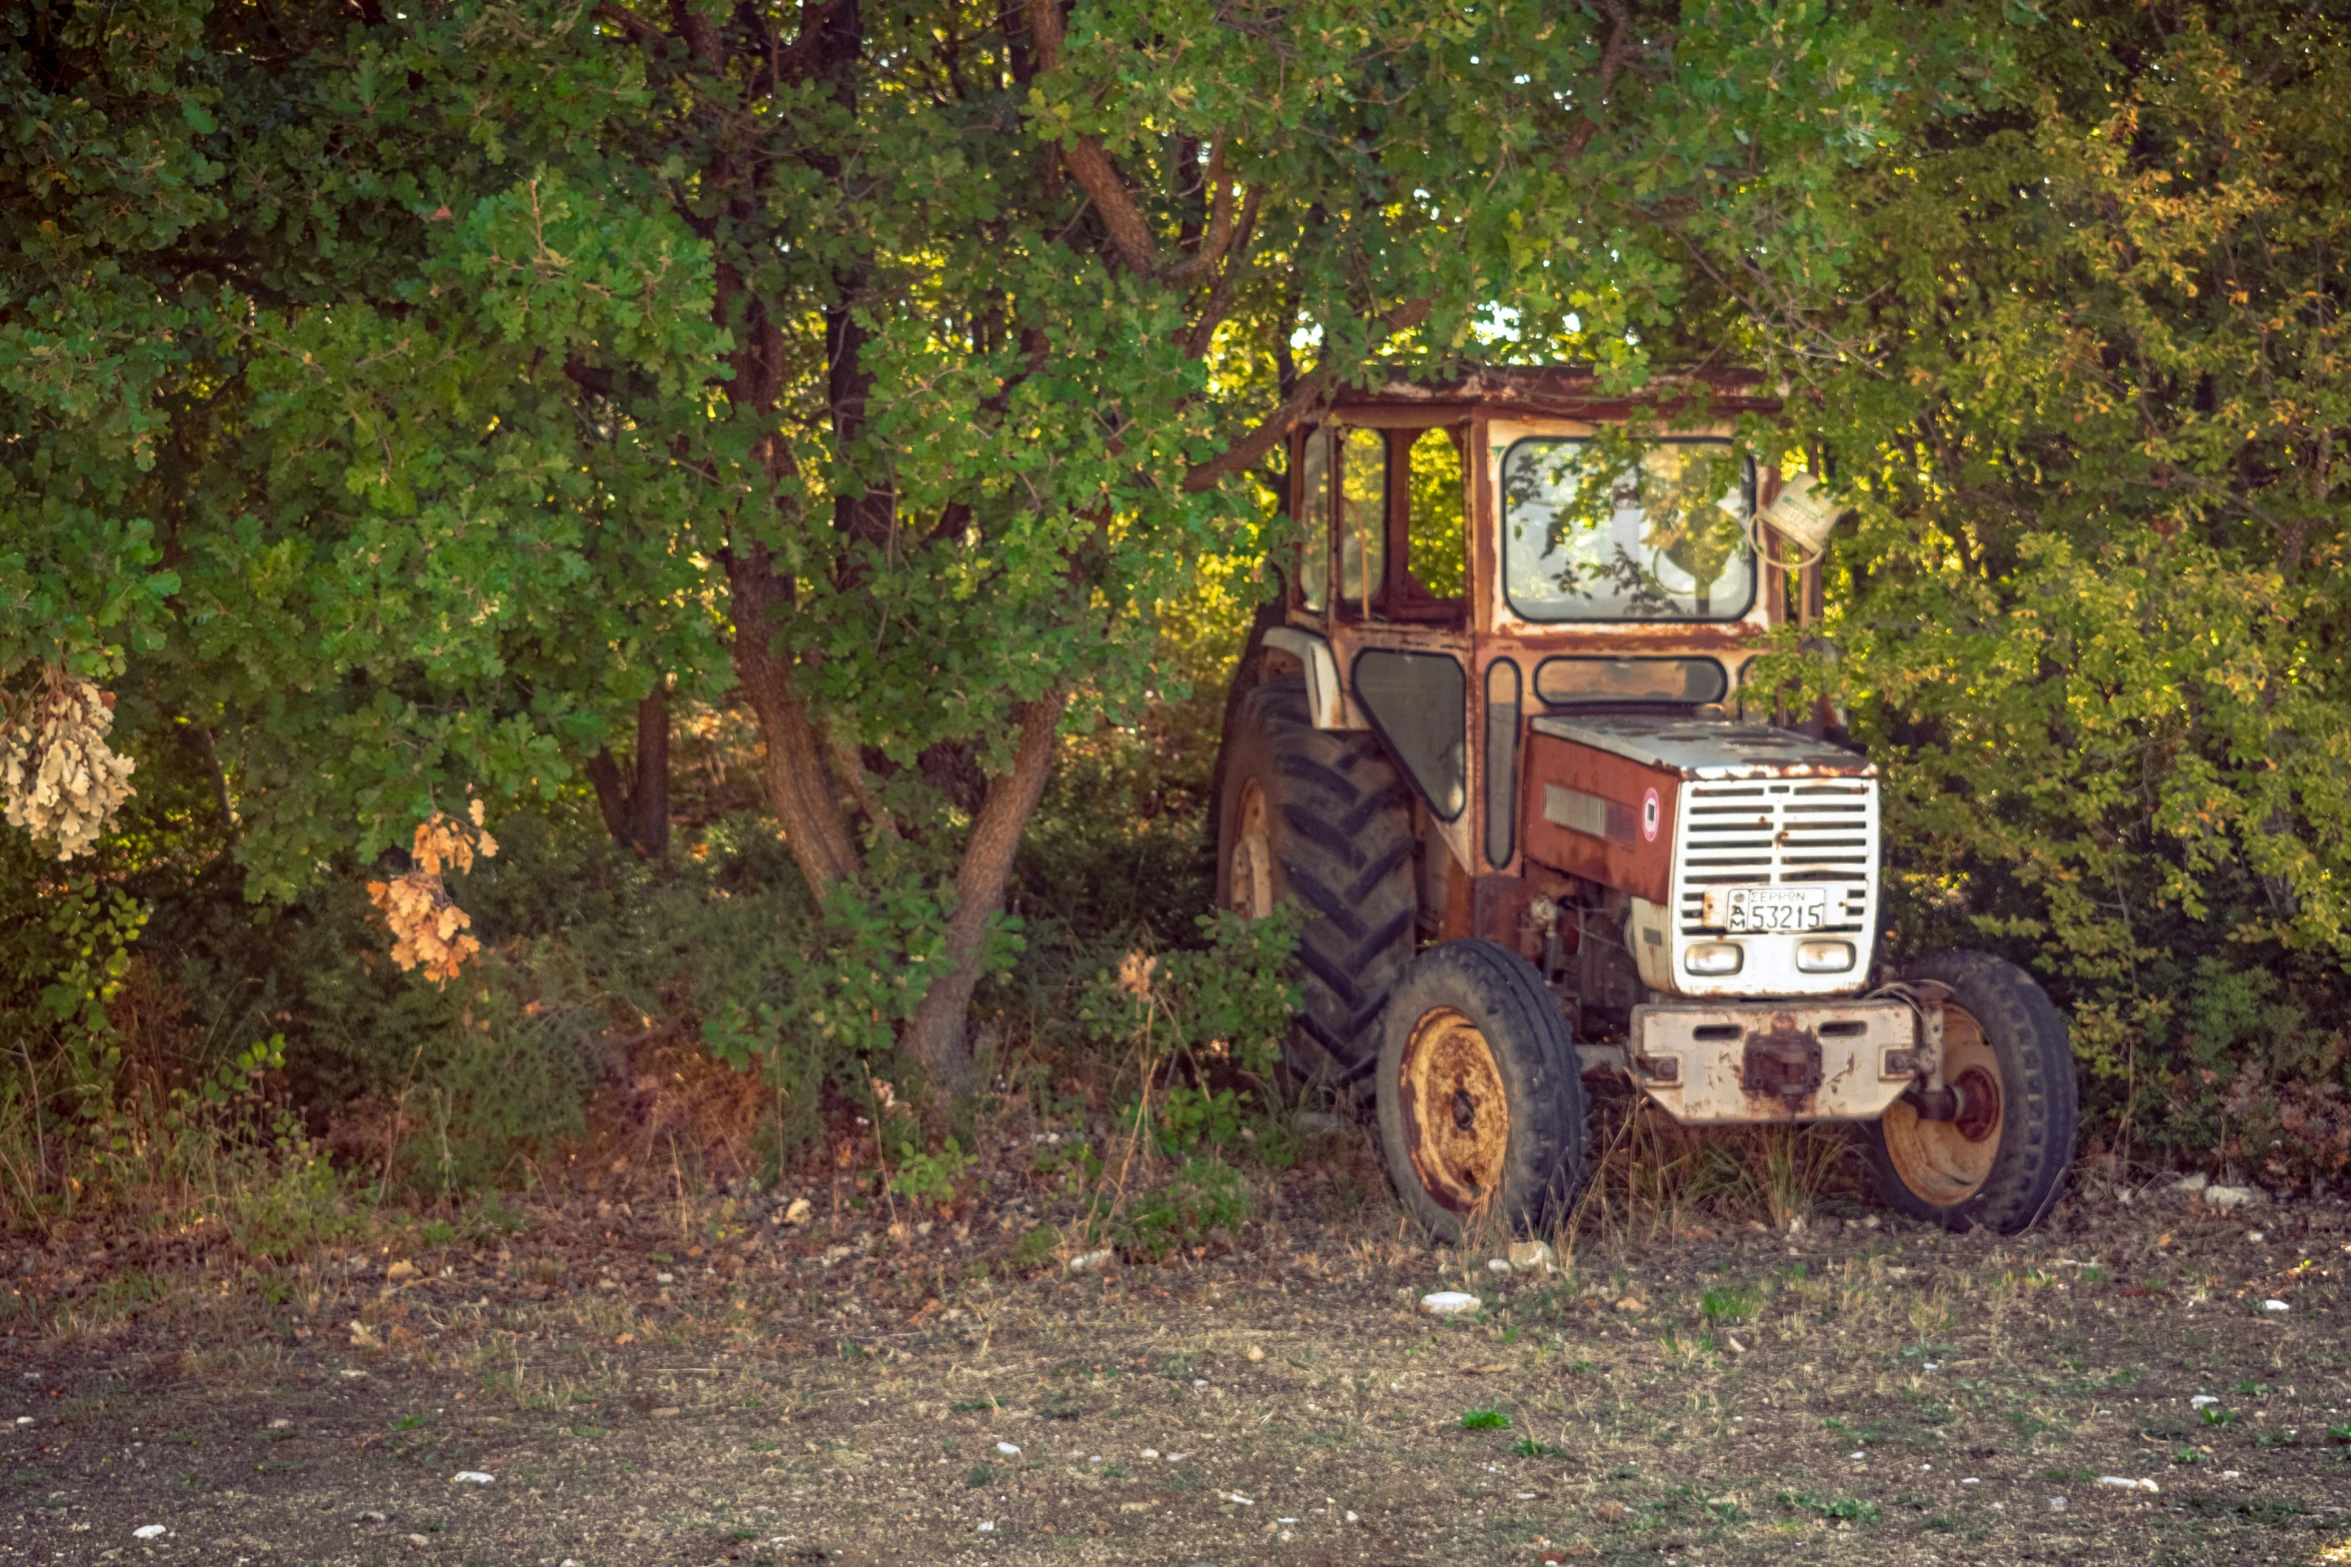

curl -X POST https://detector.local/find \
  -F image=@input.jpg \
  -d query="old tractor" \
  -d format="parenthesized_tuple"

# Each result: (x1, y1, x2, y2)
(1216, 366, 2078, 1239)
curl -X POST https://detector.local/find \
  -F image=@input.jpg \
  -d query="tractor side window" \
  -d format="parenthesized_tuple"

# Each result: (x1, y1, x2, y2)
(1405, 428, 1466, 601)
(1534, 656, 1730, 706)
(1337, 426, 1386, 614)
(1352, 649, 1467, 820)
(1296, 427, 1331, 613)
(1484, 659, 1520, 866)
(1501, 438, 1756, 622)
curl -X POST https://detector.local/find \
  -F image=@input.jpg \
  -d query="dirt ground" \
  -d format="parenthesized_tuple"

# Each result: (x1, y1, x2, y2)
(3, 1147, 2347, 1567)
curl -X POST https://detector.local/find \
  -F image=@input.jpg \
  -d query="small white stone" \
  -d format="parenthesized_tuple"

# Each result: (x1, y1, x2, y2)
(655, 1272, 675, 1284)
(2221, 1470, 2241, 1479)
(2261, 1299, 2290, 1313)
(1419, 1291, 1481, 1318)
(976, 1520, 994, 1533)
(2247, 1231, 2265, 1243)
(133, 1525, 166, 1539)
(2191, 1395, 2221, 1410)
(1487, 1257, 1513, 1273)
(1849, 1450, 1865, 1460)
(995, 1442, 1020, 1457)
(1961, 1478, 1979, 1486)
(1346, 1510, 1360, 1523)
(452, 1471, 493, 1484)
(1068, 1249, 1114, 1274)
(1140, 1448, 1160, 1459)
(2097, 1476, 2159, 1493)
(1223, 1492, 1255, 1506)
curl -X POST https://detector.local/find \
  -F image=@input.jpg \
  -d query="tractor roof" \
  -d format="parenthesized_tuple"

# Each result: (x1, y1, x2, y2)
(1330, 364, 1777, 423)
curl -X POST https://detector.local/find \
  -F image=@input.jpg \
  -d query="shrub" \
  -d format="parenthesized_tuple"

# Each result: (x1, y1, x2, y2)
(1113, 1158, 1250, 1262)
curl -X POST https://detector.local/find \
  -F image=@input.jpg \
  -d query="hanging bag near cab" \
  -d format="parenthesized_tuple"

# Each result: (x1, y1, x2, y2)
(1215, 367, 2077, 1242)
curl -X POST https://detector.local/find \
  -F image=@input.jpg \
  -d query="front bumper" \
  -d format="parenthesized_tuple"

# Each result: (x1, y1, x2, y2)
(1626, 999, 1920, 1124)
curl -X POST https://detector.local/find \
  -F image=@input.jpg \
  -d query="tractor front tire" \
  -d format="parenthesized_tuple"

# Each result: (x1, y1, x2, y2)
(1216, 678, 1418, 1084)
(1861, 952, 2078, 1234)
(1374, 940, 1589, 1243)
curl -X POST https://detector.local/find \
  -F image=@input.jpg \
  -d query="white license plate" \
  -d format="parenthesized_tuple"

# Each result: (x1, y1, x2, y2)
(1706, 886, 1829, 933)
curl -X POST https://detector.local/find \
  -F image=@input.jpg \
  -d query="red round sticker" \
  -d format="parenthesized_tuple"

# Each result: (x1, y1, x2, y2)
(1641, 788, 1661, 843)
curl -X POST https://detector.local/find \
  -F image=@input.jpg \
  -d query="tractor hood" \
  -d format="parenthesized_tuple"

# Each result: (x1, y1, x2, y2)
(1526, 712, 1874, 782)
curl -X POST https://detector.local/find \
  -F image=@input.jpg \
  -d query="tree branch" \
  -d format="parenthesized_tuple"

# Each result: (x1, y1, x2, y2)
(1027, 0, 1161, 274)
(1181, 182, 1264, 357)
(1180, 298, 1430, 493)
(1161, 137, 1237, 285)
(1563, 0, 1631, 159)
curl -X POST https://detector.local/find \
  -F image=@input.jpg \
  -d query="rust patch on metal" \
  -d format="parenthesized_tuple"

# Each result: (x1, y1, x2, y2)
(1882, 1003, 2005, 1205)
(1517, 731, 1678, 902)
(1740, 1012, 1824, 1112)
(1399, 1007, 1511, 1215)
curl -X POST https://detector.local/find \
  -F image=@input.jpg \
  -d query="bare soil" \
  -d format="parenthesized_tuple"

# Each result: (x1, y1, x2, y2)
(3, 1161, 2347, 1566)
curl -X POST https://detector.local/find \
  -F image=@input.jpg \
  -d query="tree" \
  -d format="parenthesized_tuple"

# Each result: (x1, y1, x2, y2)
(5, 0, 2008, 1099)
(1747, 0, 2351, 1164)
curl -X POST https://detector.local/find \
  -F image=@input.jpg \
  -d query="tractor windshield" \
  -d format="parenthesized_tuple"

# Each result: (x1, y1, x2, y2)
(1501, 439, 1756, 622)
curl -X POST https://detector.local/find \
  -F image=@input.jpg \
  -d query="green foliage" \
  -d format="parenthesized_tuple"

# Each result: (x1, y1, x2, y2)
(1700, 1286, 1757, 1322)
(1510, 1437, 1565, 1458)
(3, 0, 2015, 1107)
(1461, 1408, 1510, 1431)
(1086, 907, 1303, 1168)
(889, 1137, 973, 1204)
(1777, 1493, 1882, 1525)
(1010, 1225, 1061, 1270)
(1112, 1158, 1250, 1262)
(1747, 0, 2351, 1177)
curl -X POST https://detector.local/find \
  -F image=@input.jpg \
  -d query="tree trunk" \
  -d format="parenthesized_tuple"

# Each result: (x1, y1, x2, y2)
(725, 549, 861, 894)
(899, 689, 1068, 1099)
(586, 688, 672, 857)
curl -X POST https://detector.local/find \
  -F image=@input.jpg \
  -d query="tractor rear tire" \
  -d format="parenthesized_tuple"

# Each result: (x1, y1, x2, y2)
(1374, 939, 1589, 1243)
(1861, 952, 2078, 1234)
(1216, 678, 1418, 1084)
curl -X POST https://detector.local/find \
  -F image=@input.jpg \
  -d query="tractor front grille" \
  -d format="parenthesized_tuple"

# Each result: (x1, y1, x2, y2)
(1675, 778, 1877, 937)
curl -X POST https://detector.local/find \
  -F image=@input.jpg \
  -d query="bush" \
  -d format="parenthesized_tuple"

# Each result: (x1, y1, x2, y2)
(1113, 1158, 1251, 1262)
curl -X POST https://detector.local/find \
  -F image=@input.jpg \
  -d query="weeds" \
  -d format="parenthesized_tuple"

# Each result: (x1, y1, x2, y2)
(1461, 1408, 1509, 1430)
(1778, 1492, 1881, 1524)
(1701, 1286, 1757, 1321)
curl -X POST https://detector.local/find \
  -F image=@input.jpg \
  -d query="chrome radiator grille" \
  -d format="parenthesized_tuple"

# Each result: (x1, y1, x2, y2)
(1675, 778, 1877, 937)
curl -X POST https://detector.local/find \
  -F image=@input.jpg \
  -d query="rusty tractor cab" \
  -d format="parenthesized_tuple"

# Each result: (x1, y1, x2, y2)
(1216, 366, 2078, 1239)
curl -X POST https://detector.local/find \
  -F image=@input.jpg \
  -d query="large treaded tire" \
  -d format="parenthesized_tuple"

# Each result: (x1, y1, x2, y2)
(1374, 940, 1589, 1243)
(1215, 678, 1418, 1083)
(1861, 952, 2078, 1234)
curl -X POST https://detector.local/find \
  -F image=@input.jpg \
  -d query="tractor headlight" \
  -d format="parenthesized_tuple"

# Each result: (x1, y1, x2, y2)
(1683, 942, 1743, 977)
(1795, 939, 1856, 974)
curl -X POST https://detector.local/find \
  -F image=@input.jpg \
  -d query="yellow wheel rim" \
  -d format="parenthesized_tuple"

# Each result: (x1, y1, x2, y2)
(1882, 1002, 2005, 1207)
(1398, 1007, 1511, 1216)
(1229, 778, 1273, 919)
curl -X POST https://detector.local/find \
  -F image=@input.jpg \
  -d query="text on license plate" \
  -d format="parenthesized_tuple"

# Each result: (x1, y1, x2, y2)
(1705, 886, 1829, 932)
